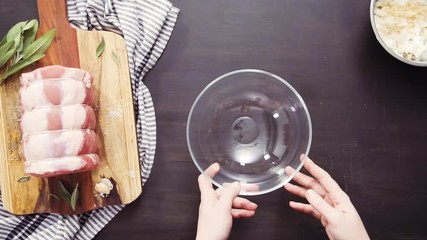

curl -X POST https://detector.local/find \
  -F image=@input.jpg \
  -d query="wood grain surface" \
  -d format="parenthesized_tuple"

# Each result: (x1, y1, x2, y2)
(0, 0, 141, 215)
(2, 0, 427, 239)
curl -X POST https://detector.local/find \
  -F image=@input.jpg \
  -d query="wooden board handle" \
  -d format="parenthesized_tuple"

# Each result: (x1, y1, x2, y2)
(36, 0, 80, 67)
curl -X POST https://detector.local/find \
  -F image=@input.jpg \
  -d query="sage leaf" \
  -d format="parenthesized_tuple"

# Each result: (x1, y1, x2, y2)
(16, 34, 24, 53)
(0, 45, 18, 69)
(49, 193, 60, 200)
(13, 31, 24, 52)
(96, 37, 105, 58)
(111, 51, 119, 65)
(0, 21, 26, 67)
(0, 41, 13, 56)
(58, 181, 79, 212)
(22, 29, 56, 60)
(0, 20, 53, 84)
(70, 183, 79, 211)
(58, 180, 72, 208)
(0, 35, 7, 49)
(17, 176, 30, 183)
(0, 41, 15, 68)
(22, 20, 39, 54)
(0, 21, 24, 49)
(0, 53, 44, 82)
(14, 34, 25, 63)
(14, 19, 39, 63)
(23, 19, 37, 31)
(6, 21, 26, 43)
(9, 23, 25, 64)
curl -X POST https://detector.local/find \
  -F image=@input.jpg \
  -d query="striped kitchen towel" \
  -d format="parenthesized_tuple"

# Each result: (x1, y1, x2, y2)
(0, 0, 179, 239)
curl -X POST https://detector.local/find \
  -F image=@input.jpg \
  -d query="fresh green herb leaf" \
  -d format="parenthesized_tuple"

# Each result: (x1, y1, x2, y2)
(13, 31, 24, 53)
(70, 183, 79, 211)
(58, 181, 79, 211)
(12, 20, 39, 64)
(17, 175, 30, 183)
(23, 19, 37, 31)
(0, 41, 13, 56)
(111, 51, 119, 65)
(14, 34, 25, 64)
(0, 34, 7, 49)
(7, 23, 25, 63)
(22, 29, 56, 60)
(0, 21, 24, 49)
(0, 20, 54, 84)
(0, 22, 26, 66)
(21, 20, 39, 59)
(96, 37, 105, 58)
(0, 41, 15, 68)
(0, 53, 45, 82)
(58, 180, 72, 208)
(49, 193, 60, 200)
(6, 21, 26, 43)
(16, 34, 24, 53)
(0, 46, 18, 69)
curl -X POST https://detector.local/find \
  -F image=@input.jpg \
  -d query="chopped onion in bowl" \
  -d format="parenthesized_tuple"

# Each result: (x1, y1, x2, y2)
(374, 0, 427, 61)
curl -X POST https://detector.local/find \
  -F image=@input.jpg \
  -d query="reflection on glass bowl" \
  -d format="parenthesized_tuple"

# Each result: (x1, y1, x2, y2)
(186, 69, 312, 195)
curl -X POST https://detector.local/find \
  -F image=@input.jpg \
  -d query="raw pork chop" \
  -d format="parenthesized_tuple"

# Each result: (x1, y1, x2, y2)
(20, 65, 93, 86)
(25, 154, 100, 178)
(22, 129, 97, 160)
(20, 104, 96, 133)
(19, 65, 100, 177)
(20, 78, 94, 109)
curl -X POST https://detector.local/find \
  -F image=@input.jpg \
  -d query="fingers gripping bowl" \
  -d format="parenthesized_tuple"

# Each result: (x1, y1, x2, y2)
(187, 69, 312, 195)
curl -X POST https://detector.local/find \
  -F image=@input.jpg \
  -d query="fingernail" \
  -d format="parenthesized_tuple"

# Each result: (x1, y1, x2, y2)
(252, 203, 258, 208)
(213, 163, 220, 171)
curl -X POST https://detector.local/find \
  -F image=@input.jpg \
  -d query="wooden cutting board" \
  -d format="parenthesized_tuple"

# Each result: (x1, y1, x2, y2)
(0, 0, 142, 215)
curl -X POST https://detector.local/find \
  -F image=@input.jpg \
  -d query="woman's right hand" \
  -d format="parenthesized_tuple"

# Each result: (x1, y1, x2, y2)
(284, 156, 370, 240)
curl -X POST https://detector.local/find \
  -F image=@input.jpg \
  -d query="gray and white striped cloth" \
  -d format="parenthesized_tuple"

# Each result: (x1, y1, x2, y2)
(0, 0, 179, 239)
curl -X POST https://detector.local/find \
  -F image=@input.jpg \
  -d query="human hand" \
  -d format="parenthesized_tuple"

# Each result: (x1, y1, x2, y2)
(196, 163, 258, 240)
(284, 156, 369, 240)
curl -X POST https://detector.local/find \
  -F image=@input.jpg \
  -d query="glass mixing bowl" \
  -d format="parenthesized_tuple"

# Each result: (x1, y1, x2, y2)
(186, 69, 312, 195)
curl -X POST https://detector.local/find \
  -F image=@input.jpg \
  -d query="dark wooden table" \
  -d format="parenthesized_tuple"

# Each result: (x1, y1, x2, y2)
(2, 0, 427, 239)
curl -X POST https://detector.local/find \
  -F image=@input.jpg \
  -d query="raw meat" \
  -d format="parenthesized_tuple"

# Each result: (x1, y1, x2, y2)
(25, 154, 100, 178)
(19, 65, 100, 178)
(22, 129, 97, 161)
(20, 104, 96, 133)
(20, 78, 94, 110)
(20, 65, 93, 86)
